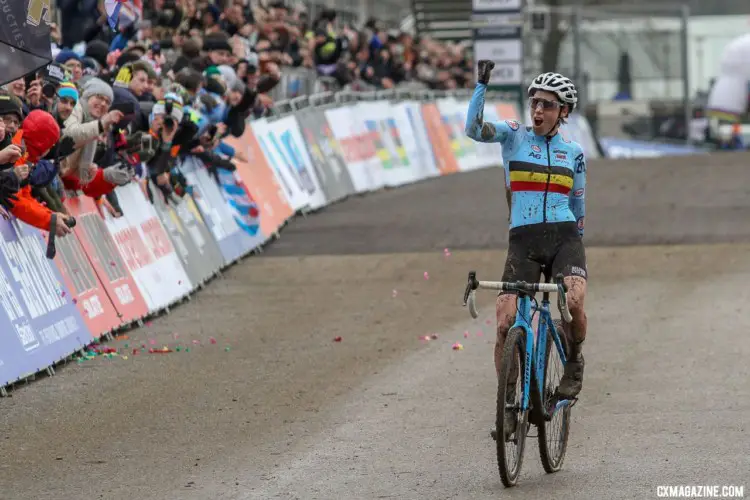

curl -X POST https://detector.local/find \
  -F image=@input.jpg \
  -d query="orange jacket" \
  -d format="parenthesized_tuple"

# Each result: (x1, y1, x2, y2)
(8, 111, 60, 231)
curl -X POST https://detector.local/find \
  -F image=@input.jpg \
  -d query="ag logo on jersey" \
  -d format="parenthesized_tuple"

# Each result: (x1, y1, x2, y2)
(506, 120, 520, 130)
(531, 145, 541, 153)
(575, 153, 586, 173)
(27, 0, 52, 27)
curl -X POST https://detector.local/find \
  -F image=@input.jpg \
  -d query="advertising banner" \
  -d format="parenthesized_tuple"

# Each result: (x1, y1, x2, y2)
(53, 222, 121, 337)
(399, 101, 440, 178)
(267, 116, 327, 209)
(295, 108, 356, 203)
(324, 105, 384, 192)
(357, 101, 418, 187)
(174, 194, 226, 274)
(215, 167, 266, 250)
(223, 126, 295, 236)
(150, 186, 215, 287)
(438, 97, 485, 171)
(250, 118, 310, 211)
(180, 157, 253, 263)
(421, 103, 461, 175)
(0, 219, 89, 388)
(67, 196, 149, 324)
(104, 183, 193, 312)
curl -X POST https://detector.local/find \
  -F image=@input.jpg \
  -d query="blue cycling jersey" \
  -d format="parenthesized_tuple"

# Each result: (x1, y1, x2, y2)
(464, 83, 586, 236)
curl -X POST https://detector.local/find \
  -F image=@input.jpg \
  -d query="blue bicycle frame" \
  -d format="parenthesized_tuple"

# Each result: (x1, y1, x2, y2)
(513, 293, 573, 417)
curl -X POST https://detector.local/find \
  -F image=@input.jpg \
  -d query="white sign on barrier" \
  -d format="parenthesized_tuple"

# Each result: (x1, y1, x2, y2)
(267, 116, 327, 209)
(104, 183, 193, 312)
(324, 106, 385, 192)
(250, 118, 310, 211)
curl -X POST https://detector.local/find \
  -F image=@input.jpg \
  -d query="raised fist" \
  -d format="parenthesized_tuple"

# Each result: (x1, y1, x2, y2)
(477, 60, 495, 85)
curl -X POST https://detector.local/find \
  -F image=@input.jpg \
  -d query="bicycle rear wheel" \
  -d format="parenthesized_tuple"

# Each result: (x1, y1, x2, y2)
(537, 319, 572, 473)
(496, 326, 528, 487)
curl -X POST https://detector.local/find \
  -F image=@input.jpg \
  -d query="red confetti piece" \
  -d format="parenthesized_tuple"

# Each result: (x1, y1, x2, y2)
(209, 337, 217, 344)
(463, 331, 469, 338)
(333, 336, 342, 342)
(423, 272, 429, 280)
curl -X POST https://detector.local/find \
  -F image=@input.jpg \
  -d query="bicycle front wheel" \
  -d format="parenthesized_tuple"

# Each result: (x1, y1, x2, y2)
(496, 326, 528, 487)
(537, 319, 572, 473)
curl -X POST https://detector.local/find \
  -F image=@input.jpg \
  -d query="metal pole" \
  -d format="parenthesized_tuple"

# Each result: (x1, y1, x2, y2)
(572, 5, 583, 111)
(680, 4, 691, 145)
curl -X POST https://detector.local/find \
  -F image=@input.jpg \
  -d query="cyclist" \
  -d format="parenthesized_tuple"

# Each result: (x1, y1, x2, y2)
(465, 60, 588, 440)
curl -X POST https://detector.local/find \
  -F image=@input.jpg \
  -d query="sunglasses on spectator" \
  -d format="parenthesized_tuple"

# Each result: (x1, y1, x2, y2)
(529, 97, 562, 110)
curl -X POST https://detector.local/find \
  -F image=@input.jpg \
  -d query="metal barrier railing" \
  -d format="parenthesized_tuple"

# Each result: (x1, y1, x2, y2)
(270, 87, 513, 118)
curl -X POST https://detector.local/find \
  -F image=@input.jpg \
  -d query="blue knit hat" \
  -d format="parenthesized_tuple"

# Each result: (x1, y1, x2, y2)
(57, 82, 79, 102)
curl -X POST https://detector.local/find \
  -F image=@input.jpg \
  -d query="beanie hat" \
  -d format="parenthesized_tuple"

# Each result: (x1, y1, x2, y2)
(152, 92, 184, 122)
(85, 40, 110, 68)
(81, 78, 113, 102)
(55, 49, 81, 65)
(57, 82, 79, 102)
(204, 75, 226, 96)
(0, 94, 23, 121)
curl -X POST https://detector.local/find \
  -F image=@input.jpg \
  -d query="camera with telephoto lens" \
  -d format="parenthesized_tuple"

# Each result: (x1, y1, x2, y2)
(40, 63, 65, 99)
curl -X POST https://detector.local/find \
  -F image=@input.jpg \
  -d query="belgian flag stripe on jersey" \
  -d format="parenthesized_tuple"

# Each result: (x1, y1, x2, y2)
(508, 161, 573, 195)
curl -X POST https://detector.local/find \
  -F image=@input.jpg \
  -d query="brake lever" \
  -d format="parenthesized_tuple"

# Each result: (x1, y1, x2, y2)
(463, 271, 479, 306)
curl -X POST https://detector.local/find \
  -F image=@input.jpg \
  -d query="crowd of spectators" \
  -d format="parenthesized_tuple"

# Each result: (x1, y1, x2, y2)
(0, 0, 473, 255)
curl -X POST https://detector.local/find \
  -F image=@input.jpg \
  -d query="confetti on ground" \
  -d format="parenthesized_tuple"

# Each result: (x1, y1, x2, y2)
(192, 340, 200, 345)
(423, 272, 429, 280)
(209, 337, 217, 344)
(452, 342, 464, 351)
(477, 331, 483, 337)
(333, 336, 342, 342)
(149, 339, 156, 345)
(443, 248, 451, 258)
(463, 331, 469, 338)
(485, 319, 492, 325)
(173, 333, 179, 340)
(431, 334, 438, 340)
(418, 335, 431, 341)
(224, 347, 231, 352)
(392, 289, 398, 298)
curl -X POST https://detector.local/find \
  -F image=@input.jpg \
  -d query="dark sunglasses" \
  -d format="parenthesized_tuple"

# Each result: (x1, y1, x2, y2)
(529, 97, 562, 110)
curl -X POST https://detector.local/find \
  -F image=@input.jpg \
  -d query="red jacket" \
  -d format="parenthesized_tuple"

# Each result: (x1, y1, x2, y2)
(9, 111, 60, 231)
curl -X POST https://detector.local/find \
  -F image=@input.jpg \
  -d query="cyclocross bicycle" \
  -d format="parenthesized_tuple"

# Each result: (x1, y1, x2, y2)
(462, 269, 577, 487)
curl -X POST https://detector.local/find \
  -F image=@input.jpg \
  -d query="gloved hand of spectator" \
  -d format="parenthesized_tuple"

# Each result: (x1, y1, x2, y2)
(0, 170, 19, 210)
(477, 60, 495, 85)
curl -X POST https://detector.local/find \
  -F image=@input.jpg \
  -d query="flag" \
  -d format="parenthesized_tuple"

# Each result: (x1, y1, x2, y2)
(104, 0, 142, 30)
(0, 0, 52, 86)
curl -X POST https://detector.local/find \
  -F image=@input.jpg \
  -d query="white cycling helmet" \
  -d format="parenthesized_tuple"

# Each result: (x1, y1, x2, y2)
(528, 72, 578, 111)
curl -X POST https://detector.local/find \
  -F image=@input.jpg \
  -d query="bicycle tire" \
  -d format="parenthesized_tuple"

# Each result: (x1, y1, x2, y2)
(536, 319, 572, 473)
(496, 326, 529, 487)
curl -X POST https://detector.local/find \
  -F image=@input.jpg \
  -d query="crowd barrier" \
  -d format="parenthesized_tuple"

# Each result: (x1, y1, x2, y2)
(0, 88, 604, 395)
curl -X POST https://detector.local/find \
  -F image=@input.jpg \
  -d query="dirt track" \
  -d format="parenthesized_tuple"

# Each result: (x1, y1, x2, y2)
(1, 153, 750, 499)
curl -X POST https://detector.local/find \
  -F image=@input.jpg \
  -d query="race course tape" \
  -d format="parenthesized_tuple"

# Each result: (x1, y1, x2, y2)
(0, 95, 602, 393)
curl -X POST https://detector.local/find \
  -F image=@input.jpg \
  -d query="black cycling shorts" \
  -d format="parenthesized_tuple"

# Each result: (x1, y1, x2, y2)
(500, 221, 587, 294)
